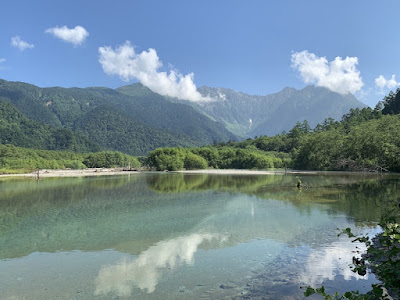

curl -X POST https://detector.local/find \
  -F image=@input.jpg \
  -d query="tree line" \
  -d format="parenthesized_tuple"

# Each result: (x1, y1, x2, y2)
(0, 144, 139, 174)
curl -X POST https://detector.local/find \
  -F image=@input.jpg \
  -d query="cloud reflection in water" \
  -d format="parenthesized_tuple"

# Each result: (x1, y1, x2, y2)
(300, 238, 369, 286)
(94, 233, 223, 296)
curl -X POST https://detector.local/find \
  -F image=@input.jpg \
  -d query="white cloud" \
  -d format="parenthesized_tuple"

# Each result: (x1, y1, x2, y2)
(217, 90, 227, 100)
(291, 50, 364, 95)
(45, 25, 89, 46)
(10, 36, 34, 51)
(375, 75, 400, 92)
(0, 58, 5, 70)
(98, 41, 211, 102)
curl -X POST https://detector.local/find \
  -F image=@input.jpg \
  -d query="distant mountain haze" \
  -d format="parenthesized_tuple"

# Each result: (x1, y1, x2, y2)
(196, 85, 366, 137)
(118, 83, 366, 138)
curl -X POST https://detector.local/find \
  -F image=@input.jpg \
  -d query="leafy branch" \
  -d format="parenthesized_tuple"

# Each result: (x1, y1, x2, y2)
(304, 204, 399, 299)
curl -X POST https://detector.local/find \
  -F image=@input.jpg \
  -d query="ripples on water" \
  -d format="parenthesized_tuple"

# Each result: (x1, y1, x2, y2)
(0, 172, 396, 299)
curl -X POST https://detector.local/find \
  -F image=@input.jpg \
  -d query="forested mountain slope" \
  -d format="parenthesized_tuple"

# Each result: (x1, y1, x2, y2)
(0, 102, 99, 152)
(73, 106, 195, 155)
(0, 79, 237, 154)
(115, 83, 237, 143)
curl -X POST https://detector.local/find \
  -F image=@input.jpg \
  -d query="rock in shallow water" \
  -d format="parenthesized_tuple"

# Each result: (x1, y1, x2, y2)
(220, 283, 236, 289)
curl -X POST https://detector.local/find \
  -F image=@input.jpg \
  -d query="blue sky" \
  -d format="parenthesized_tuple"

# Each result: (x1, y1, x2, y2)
(1, 0, 400, 107)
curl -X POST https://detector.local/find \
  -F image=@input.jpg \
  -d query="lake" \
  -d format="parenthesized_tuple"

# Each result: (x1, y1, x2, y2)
(0, 172, 397, 299)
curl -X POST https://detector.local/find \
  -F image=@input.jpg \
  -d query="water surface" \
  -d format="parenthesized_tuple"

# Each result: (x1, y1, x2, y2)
(1, 172, 397, 299)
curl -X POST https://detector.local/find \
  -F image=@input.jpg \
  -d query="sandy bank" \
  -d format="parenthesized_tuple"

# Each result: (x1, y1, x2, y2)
(175, 169, 316, 175)
(176, 169, 379, 176)
(175, 169, 279, 175)
(0, 168, 141, 179)
(0, 168, 323, 179)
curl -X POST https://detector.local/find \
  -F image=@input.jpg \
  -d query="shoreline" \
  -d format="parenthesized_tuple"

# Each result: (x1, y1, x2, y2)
(0, 168, 141, 179)
(177, 169, 394, 176)
(0, 168, 286, 179)
(175, 169, 287, 175)
(0, 168, 389, 179)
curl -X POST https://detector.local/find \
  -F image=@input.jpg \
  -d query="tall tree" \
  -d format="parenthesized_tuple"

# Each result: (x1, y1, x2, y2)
(379, 88, 400, 115)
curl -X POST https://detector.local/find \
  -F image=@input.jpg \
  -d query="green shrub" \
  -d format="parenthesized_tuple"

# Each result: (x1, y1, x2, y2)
(191, 147, 220, 168)
(184, 152, 208, 169)
(65, 160, 87, 169)
(83, 151, 139, 168)
(147, 147, 186, 171)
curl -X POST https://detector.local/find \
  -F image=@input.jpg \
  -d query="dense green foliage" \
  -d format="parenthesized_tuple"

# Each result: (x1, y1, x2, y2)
(83, 151, 140, 168)
(0, 144, 86, 172)
(379, 87, 400, 115)
(183, 152, 209, 170)
(0, 102, 99, 152)
(0, 144, 139, 173)
(73, 106, 194, 155)
(0, 80, 62, 126)
(147, 146, 288, 171)
(293, 115, 400, 171)
(147, 147, 191, 171)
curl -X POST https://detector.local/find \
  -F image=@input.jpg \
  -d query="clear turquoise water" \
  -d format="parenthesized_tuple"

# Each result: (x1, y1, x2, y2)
(1, 172, 396, 299)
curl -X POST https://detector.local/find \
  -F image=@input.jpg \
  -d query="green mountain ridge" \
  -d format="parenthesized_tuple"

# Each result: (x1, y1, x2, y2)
(115, 83, 237, 143)
(0, 79, 237, 155)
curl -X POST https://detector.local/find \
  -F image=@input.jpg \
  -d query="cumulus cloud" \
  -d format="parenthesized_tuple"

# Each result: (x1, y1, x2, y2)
(10, 36, 34, 51)
(291, 50, 364, 95)
(45, 25, 89, 46)
(98, 41, 211, 102)
(375, 75, 400, 92)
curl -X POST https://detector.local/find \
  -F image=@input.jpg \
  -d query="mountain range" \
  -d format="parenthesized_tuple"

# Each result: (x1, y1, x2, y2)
(195, 85, 366, 137)
(0, 78, 366, 155)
